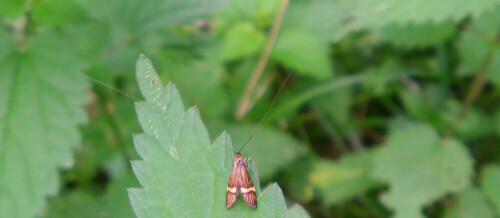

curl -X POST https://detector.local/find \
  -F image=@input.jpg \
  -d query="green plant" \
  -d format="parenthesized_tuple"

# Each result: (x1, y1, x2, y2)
(1, 0, 500, 217)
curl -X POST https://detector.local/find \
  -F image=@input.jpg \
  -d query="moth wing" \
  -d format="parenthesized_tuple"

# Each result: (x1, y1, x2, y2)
(226, 162, 239, 209)
(226, 191, 237, 209)
(240, 163, 257, 209)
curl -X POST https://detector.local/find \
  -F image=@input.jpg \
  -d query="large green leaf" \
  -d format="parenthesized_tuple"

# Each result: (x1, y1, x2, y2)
(481, 165, 500, 214)
(128, 55, 308, 217)
(372, 121, 473, 218)
(208, 122, 307, 180)
(443, 188, 496, 218)
(0, 30, 89, 217)
(310, 152, 382, 205)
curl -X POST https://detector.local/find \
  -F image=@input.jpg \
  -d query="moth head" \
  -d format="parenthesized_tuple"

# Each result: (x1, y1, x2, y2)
(235, 152, 242, 159)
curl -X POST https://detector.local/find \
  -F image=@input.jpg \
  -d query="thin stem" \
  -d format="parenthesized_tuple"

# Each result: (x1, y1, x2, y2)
(235, 0, 290, 120)
(442, 31, 500, 139)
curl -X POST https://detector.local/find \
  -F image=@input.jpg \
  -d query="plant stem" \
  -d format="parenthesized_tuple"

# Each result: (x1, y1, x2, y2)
(235, 0, 290, 120)
(442, 31, 500, 140)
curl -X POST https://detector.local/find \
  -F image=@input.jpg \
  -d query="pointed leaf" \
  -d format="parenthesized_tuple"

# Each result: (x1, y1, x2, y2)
(129, 55, 307, 217)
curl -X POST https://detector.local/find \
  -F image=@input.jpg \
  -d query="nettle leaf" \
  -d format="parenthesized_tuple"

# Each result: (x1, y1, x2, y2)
(372, 121, 473, 218)
(208, 122, 307, 180)
(310, 152, 382, 205)
(481, 165, 500, 214)
(128, 55, 307, 217)
(375, 22, 457, 48)
(443, 188, 496, 218)
(273, 30, 333, 80)
(351, 0, 500, 28)
(0, 30, 89, 217)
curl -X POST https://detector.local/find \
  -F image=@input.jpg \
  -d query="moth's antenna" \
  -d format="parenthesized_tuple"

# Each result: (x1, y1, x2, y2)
(75, 72, 141, 101)
(237, 69, 293, 153)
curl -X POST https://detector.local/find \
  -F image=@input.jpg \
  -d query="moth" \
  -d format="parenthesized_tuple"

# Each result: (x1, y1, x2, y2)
(225, 152, 257, 209)
(225, 71, 293, 209)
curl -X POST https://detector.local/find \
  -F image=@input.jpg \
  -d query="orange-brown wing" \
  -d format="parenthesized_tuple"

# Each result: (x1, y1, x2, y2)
(226, 162, 239, 209)
(239, 163, 257, 209)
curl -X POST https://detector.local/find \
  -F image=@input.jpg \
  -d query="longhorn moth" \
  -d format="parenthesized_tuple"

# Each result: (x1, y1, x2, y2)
(225, 71, 292, 209)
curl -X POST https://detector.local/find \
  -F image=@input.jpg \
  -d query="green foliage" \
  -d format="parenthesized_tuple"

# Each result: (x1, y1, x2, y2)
(208, 122, 307, 180)
(129, 56, 302, 217)
(273, 30, 333, 79)
(457, 5, 500, 86)
(351, 0, 500, 27)
(443, 189, 496, 218)
(2, 0, 500, 217)
(372, 121, 473, 218)
(0, 30, 89, 217)
(222, 22, 266, 61)
(287, 204, 311, 218)
(310, 152, 381, 205)
(376, 22, 457, 48)
(0, 0, 25, 18)
(45, 175, 138, 218)
(481, 165, 500, 214)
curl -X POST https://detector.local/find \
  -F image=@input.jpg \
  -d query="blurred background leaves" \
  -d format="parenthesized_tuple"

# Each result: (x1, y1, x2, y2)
(1, 0, 500, 217)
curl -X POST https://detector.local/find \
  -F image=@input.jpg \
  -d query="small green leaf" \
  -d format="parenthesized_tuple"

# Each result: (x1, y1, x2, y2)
(481, 165, 500, 214)
(0, 30, 89, 217)
(310, 152, 382, 205)
(128, 55, 308, 217)
(444, 188, 496, 218)
(372, 121, 473, 218)
(273, 30, 333, 80)
(222, 22, 266, 61)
